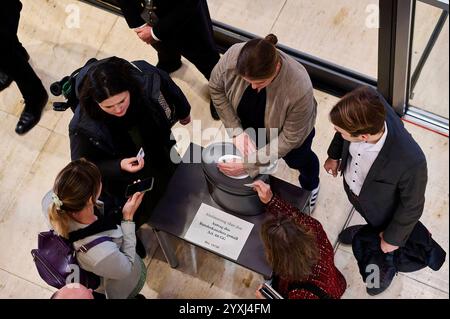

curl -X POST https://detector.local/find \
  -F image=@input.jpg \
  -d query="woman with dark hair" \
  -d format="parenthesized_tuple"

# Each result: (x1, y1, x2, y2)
(48, 159, 146, 299)
(209, 34, 320, 211)
(69, 56, 191, 227)
(252, 180, 346, 299)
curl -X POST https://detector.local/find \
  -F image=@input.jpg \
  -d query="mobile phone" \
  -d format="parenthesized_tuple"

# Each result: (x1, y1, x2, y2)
(258, 283, 284, 299)
(125, 177, 154, 197)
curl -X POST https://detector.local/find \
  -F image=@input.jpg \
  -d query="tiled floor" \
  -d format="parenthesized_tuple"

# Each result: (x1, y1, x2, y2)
(0, 0, 447, 299)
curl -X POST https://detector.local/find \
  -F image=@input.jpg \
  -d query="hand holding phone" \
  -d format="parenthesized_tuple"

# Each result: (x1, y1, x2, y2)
(125, 177, 154, 198)
(122, 192, 145, 221)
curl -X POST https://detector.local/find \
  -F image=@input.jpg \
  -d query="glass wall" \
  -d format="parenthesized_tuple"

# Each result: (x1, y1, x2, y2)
(208, 0, 379, 79)
(409, 1, 449, 119)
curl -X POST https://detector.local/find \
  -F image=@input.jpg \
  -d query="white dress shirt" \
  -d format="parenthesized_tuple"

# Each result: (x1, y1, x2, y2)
(344, 122, 388, 196)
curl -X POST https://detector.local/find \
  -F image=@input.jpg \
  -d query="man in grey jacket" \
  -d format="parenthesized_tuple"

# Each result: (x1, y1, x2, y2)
(324, 86, 428, 295)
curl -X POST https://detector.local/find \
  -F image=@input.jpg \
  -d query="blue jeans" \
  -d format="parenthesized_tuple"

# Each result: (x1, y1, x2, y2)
(282, 128, 320, 191)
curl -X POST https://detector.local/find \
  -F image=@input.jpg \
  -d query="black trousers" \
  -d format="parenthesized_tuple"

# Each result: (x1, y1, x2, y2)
(283, 128, 320, 191)
(343, 180, 384, 232)
(151, 0, 220, 80)
(343, 181, 365, 217)
(0, 0, 45, 104)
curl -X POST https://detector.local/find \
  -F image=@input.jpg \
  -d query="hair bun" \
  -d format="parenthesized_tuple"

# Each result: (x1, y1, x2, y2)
(264, 34, 278, 45)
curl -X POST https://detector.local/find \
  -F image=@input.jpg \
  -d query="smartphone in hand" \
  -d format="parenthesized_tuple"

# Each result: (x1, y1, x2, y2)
(125, 177, 154, 197)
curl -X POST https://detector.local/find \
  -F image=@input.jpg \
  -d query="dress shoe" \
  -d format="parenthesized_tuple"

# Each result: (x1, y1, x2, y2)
(337, 224, 365, 245)
(210, 100, 220, 120)
(156, 60, 182, 74)
(15, 90, 48, 135)
(0, 71, 13, 92)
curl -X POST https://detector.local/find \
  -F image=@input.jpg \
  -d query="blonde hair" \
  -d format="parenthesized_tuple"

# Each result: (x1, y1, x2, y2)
(48, 159, 102, 238)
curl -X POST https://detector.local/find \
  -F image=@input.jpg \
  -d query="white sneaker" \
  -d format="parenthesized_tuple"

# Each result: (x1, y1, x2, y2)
(308, 185, 320, 214)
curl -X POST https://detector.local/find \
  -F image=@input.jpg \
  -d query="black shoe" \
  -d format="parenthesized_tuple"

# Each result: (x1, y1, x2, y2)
(156, 60, 182, 74)
(209, 100, 220, 121)
(366, 254, 397, 296)
(0, 71, 13, 92)
(134, 293, 146, 299)
(15, 90, 48, 135)
(136, 236, 147, 259)
(337, 224, 364, 245)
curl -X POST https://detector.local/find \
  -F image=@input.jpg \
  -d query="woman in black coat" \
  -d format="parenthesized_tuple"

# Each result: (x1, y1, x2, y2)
(69, 56, 191, 227)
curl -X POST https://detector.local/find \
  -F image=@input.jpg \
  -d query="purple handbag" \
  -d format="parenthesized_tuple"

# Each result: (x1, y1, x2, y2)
(31, 230, 112, 289)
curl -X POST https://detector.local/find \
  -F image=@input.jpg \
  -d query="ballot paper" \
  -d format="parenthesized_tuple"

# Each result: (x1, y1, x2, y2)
(136, 147, 145, 161)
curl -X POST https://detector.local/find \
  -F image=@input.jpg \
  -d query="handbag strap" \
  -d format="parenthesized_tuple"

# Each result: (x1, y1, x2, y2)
(76, 237, 113, 253)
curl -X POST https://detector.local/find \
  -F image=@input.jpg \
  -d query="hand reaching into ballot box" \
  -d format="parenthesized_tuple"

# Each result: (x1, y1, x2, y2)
(233, 132, 257, 157)
(252, 180, 273, 204)
(217, 157, 246, 177)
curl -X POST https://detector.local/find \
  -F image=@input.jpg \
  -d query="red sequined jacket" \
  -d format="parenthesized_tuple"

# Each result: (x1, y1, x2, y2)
(267, 195, 347, 299)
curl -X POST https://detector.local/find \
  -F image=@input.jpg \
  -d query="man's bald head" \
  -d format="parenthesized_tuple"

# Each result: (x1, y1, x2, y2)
(51, 283, 94, 299)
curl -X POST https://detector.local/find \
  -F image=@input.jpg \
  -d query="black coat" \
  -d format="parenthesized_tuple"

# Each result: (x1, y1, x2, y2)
(116, 0, 220, 80)
(0, 0, 21, 42)
(117, 0, 204, 40)
(352, 222, 446, 281)
(327, 88, 428, 247)
(69, 58, 190, 218)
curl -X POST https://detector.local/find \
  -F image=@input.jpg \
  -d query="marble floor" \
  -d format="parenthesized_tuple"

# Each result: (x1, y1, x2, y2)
(0, 0, 448, 299)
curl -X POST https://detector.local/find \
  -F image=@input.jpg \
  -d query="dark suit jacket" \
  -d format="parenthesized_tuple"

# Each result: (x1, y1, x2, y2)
(327, 88, 428, 247)
(116, 0, 203, 41)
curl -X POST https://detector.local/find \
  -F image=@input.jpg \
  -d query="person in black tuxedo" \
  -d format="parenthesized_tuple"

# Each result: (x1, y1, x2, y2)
(324, 86, 428, 295)
(116, 0, 220, 119)
(0, 0, 48, 135)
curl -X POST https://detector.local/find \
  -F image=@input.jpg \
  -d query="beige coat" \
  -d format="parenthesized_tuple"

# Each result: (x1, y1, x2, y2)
(209, 42, 317, 177)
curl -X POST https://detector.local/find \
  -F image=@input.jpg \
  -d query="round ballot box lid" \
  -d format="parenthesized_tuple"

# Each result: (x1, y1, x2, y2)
(201, 142, 267, 196)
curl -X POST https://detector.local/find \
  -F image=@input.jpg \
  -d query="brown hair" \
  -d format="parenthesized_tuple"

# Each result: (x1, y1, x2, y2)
(236, 34, 280, 80)
(261, 214, 319, 281)
(48, 159, 102, 239)
(329, 86, 386, 136)
(79, 57, 144, 120)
